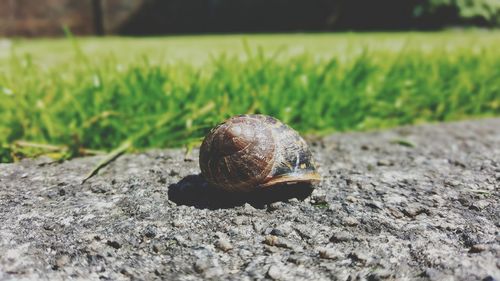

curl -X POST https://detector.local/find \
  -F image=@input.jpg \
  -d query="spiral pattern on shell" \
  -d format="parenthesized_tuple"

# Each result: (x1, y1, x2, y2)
(199, 114, 320, 192)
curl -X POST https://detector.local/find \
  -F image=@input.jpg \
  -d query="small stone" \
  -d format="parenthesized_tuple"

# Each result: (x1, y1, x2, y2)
(367, 273, 382, 281)
(446, 180, 461, 187)
(366, 200, 384, 210)
(46, 190, 59, 199)
(377, 159, 393, 166)
(151, 241, 167, 254)
(143, 225, 157, 238)
(267, 265, 281, 280)
(319, 247, 339, 259)
(264, 235, 279, 246)
(346, 196, 358, 203)
(287, 255, 308, 265)
(235, 250, 251, 261)
(43, 223, 57, 231)
(263, 235, 300, 251)
(232, 216, 246, 225)
(330, 231, 353, 243)
(270, 223, 293, 237)
(106, 240, 121, 249)
(430, 195, 445, 207)
(267, 265, 288, 280)
(294, 224, 316, 240)
(420, 268, 443, 280)
(469, 244, 487, 253)
(54, 255, 70, 269)
(120, 268, 133, 278)
(369, 269, 392, 280)
(173, 235, 188, 247)
(458, 196, 471, 207)
(203, 267, 224, 279)
(243, 203, 257, 212)
(311, 194, 327, 205)
(402, 204, 427, 218)
(349, 250, 369, 263)
(268, 202, 283, 211)
(482, 276, 497, 281)
(158, 176, 167, 184)
(264, 245, 280, 253)
(215, 238, 233, 252)
(470, 200, 490, 211)
(449, 159, 466, 168)
(343, 217, 359, 226)
(193, 259, 210, 273)
(270, 228, 285, 236)
(387, 207, 404, 218)
(263, 227, 274, 235)
(253, 220, 267, 233)
(328, 203, 342, 212)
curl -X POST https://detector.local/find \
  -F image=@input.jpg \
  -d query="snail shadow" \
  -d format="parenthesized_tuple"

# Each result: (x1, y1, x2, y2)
(167, 174, 313, 210)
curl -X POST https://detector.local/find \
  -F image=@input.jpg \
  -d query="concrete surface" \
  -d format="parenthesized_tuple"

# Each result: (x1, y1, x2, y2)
(0, 118, 499, 280)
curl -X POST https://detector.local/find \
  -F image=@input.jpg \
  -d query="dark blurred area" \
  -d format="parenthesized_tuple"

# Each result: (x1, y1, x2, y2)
(1, 0, 499, 37)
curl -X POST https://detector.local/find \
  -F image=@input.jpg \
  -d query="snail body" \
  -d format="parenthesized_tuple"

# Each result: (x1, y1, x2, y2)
(199, 114, 320, 192)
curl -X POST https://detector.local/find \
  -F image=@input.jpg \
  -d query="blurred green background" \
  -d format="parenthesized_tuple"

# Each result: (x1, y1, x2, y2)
(0, 1, 499, 163)
(1, 0, 500, 36)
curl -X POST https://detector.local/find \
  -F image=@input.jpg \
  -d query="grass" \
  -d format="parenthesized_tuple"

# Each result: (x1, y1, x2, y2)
(0, 32, 499, 163)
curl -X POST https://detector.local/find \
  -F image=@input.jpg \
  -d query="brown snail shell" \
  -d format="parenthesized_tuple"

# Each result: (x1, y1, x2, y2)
(199, 114, 320, 192)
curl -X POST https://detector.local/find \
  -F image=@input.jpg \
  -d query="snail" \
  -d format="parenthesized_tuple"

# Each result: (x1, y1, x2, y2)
(199, 114, 320, 192)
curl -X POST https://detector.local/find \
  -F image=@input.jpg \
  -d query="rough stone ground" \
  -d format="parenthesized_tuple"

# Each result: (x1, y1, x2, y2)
(0, 118, 499, 281)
